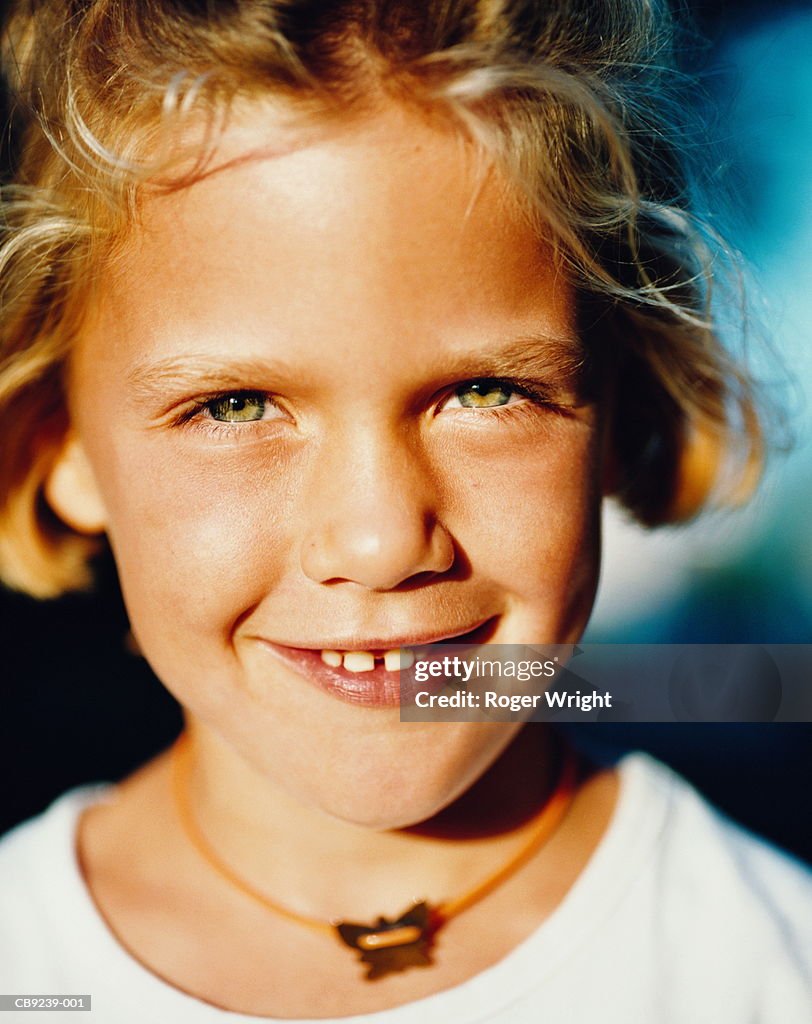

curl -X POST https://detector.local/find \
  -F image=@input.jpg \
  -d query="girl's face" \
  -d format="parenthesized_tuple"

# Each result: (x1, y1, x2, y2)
(59, 100, 608, 828)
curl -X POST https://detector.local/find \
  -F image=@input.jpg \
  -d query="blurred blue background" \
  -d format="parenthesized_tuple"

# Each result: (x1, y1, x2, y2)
(590, 2, 812, 645)
(581, 2, 812, 862)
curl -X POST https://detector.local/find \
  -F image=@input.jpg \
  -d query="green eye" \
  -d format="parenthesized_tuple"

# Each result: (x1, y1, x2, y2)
(206, 393, 268, 422)
(455, 380, 514, 408)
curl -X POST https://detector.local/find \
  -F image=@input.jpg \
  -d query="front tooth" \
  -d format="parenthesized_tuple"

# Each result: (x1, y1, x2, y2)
(383, 648, 415, 671)
(321, 650, 342, 667)
(343, 651, 375, 673)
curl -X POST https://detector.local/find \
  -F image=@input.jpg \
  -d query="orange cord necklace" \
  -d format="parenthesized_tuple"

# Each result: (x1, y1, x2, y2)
(171, 731, 577, 980)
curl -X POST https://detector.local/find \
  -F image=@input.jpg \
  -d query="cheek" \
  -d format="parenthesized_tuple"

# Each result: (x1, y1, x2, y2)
(443, 422, 602, 594)
(92, 438, 299, 650)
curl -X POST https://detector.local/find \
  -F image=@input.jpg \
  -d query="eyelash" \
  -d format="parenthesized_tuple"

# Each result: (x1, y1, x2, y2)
(442, 379, 561, 417)
(172, 378, 564, 437)
(174, 391, 281, 418)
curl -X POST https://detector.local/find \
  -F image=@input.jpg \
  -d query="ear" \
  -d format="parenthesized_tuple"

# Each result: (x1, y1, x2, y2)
(44, 436, 108, 534)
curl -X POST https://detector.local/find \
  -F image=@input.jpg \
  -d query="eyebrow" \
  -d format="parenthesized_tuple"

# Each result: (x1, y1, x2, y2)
(126, 331, 590, 406)
(127, 356, 293, 402)
(439, 333, 589, 391)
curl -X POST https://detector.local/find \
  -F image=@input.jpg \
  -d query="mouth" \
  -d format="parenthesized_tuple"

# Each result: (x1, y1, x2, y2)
(255, 617, 498, 708)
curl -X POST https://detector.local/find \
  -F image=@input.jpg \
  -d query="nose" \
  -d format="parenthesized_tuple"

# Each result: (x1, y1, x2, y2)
(299, 426, 455, 591)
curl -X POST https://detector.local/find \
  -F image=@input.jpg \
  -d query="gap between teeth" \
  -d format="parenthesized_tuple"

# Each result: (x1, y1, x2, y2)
(320, 649, 415, 672)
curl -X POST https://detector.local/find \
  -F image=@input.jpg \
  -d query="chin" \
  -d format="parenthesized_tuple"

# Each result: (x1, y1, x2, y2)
(320, 793, 450, 832)
(302, 734, 514, 831)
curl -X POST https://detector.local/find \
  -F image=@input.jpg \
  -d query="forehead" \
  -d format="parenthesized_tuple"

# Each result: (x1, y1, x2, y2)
(82, 99, 578, 385)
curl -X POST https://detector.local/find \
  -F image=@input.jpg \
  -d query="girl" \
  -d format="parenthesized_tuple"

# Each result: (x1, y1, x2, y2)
(0, 1, 809, 1021)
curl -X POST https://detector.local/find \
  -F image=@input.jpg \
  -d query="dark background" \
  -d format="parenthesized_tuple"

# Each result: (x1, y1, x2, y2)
(1, 1, 811, 865)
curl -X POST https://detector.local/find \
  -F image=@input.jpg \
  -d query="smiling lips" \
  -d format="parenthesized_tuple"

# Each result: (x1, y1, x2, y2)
(257, 620, 494, 707)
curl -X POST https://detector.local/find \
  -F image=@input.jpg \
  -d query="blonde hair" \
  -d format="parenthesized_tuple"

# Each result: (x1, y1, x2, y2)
(0, 0, 763, 597)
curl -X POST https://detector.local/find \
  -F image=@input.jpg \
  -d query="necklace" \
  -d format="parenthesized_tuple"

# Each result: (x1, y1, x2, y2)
(171, 731, 577, 980)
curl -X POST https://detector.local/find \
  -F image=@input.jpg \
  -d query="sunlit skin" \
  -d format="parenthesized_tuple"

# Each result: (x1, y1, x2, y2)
(52, 99, 618, 1013)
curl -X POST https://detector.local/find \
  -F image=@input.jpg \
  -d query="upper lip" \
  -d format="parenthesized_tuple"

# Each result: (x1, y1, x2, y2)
(258, 618, 494, 652)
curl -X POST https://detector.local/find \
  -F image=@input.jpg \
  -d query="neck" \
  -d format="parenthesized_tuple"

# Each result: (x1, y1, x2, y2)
(174, 719, 564, 922)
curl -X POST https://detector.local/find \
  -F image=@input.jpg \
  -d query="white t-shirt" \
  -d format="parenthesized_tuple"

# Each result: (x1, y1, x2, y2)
(0, 753, 810, 1023)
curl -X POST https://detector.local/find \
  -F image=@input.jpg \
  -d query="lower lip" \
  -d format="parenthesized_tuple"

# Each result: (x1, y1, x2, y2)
(257, 620, 496, 708)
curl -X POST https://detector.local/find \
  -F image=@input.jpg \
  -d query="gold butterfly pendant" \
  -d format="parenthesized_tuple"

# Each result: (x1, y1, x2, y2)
(335, 901, 438, 980)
